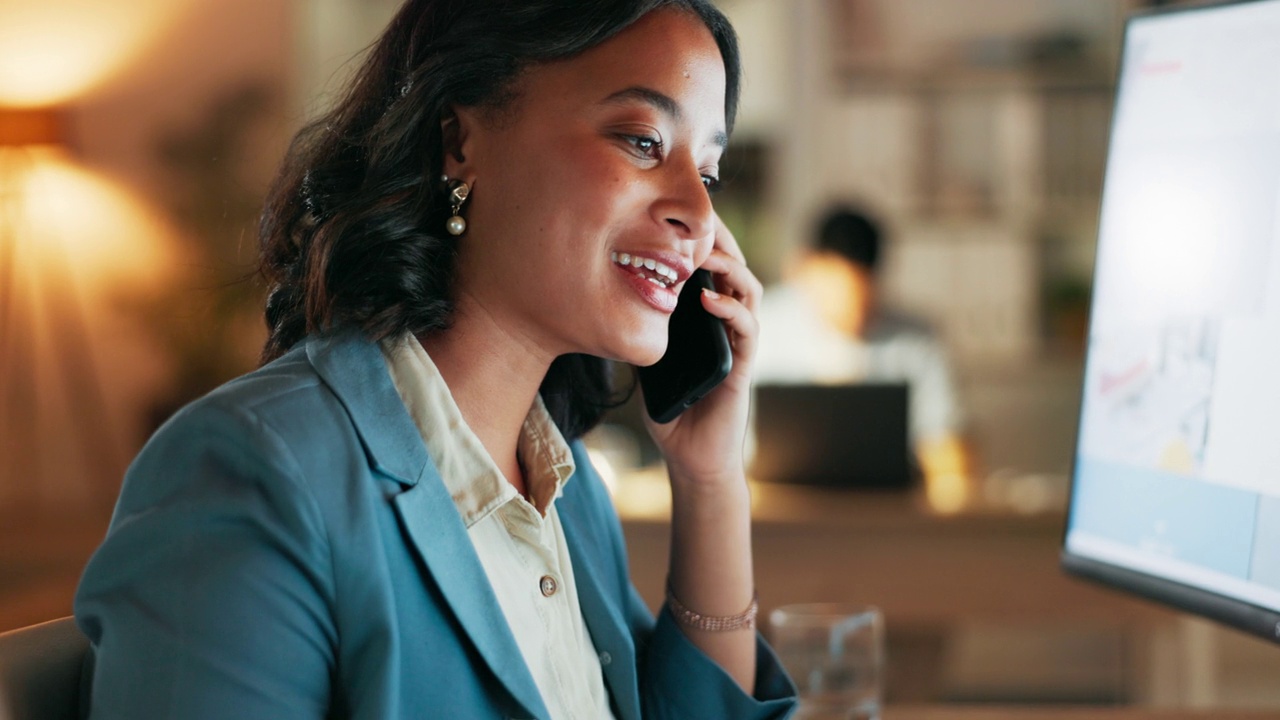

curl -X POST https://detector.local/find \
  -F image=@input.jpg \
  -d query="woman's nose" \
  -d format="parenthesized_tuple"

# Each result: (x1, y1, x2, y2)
(653, 159, 715, 241)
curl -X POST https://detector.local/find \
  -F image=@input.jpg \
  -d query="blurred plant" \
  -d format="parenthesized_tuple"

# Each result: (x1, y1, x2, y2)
(1039, 227, 1095, 357)
(117, 82, 278, 430)
(1042, 275, 1092, 356)
(713, 140, 775, 281)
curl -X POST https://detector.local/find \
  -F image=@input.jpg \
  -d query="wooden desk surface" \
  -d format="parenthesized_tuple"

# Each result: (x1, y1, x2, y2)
(616, 475, 1176, 627)
(613, 469, 1053, 530)
(616, 477, 1223, 706)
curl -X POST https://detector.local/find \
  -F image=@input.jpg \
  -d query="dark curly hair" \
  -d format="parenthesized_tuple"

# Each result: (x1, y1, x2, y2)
(258, 0, 741, 439)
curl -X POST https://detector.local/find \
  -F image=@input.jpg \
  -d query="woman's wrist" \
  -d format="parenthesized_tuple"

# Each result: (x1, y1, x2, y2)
(666, 582, 758, 632)
(667, 469, 752, 528)
(666, 460, 748, 497)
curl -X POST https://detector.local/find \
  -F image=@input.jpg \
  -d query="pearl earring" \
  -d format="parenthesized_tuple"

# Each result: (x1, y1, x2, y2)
(443, 177, 470, 236)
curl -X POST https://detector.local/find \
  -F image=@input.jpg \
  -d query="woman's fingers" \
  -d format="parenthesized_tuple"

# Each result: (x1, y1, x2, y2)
(705, 213, 754, 306)
(695, 213, 760, 368)
(700, 283, 758, 363)
(697, 247, 761, 368)
(699, 249, 762, 314)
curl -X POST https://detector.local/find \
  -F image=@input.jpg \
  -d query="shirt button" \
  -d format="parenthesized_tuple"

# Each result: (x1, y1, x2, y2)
(539, 575, 558, 597)
(599, 651, 612, 666)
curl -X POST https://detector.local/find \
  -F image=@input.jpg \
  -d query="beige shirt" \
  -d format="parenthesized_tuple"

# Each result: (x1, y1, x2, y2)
(381, 335, 616, 720)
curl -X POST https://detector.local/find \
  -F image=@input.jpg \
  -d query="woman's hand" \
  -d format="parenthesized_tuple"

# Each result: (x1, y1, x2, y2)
(643, 214, 761, 489)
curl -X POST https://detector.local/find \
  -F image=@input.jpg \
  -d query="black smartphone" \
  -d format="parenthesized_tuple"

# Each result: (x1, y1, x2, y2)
(637, 269, 733, 424)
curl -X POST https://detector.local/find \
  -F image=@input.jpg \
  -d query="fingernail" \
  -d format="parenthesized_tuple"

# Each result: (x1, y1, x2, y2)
(702, 288, 721, 300)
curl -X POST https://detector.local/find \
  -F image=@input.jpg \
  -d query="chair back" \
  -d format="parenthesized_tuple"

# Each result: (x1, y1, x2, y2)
(0, 618, 88, 720)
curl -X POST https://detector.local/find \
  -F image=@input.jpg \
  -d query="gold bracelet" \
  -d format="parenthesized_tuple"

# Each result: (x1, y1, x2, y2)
(665, 585, 758, 632)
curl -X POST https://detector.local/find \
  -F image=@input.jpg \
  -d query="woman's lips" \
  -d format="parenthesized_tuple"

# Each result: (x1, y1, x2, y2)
(613, 261, 679, 313)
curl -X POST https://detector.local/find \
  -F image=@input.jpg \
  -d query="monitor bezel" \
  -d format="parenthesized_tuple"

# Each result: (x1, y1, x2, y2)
(1060, 0, 1280, 646)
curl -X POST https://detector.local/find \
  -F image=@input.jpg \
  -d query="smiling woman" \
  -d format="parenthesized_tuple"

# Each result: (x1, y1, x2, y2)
(258, 0, 741, 441)
(73, 1, 796, 719)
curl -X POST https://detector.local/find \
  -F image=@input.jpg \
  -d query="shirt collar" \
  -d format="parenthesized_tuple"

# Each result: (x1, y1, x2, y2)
(381, 333, 575, 527)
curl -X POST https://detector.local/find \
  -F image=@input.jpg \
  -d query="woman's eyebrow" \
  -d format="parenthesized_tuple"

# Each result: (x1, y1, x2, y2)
(601, 86, 728, 149)
(603, 86, 682, 120)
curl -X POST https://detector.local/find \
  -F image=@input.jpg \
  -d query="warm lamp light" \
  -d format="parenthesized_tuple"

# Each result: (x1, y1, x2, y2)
(0, 122, 173, 512)
(0, 0, 197, 107)
(0, 146, 173, 287)
(0, 108, 65, 146)
(0, 0, 200, 513)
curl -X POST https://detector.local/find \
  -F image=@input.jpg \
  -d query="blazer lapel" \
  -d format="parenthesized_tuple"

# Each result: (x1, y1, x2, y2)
(394, 481, 549, 720)
(558, 482, 641, 720)
(306, 332, 549, 720)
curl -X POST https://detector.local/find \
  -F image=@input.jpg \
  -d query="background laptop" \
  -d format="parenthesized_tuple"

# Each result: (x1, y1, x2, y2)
(751, 383, 912, 490)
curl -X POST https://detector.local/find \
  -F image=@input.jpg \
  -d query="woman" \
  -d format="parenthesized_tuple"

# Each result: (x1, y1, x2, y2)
(75, 1, 797, 718)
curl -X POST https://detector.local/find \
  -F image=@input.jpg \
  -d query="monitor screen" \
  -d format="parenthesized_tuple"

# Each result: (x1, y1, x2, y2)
(1062, 0, 1280, 644)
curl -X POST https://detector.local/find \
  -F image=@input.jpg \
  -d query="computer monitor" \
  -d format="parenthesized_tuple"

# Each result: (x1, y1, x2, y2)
(1062, 0, 1280, 644)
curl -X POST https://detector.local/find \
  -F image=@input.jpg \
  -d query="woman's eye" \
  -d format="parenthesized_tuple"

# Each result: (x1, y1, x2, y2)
(624, 135, 663, 159)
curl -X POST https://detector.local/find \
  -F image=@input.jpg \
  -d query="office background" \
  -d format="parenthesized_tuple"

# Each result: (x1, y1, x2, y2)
(1, 0, 1277, 711)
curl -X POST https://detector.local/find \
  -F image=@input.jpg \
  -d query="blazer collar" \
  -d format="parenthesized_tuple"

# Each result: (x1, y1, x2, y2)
(305, 331, 429, 486)
(304, 331, 550, 718)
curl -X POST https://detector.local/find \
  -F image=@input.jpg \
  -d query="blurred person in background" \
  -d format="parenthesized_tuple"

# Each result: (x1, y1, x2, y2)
(73, 1, 797, 717)
(755, 206, 974, 492)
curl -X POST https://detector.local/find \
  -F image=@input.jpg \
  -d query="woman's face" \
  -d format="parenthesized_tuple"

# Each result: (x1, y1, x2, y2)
(444, 7, 727, 367)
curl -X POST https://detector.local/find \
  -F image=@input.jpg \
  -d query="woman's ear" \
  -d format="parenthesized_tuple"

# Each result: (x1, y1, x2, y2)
(441, 107, 479, 180)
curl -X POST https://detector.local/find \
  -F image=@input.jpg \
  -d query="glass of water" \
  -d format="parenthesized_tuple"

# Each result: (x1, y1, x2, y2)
(769, 604, 885, 720)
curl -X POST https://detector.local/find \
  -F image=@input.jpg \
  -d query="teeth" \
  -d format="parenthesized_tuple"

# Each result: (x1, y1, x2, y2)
(610, 251, 679, 287)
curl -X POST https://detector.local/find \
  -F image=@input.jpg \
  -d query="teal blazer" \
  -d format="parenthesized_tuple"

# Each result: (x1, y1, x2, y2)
(75, 332, 797, 719)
